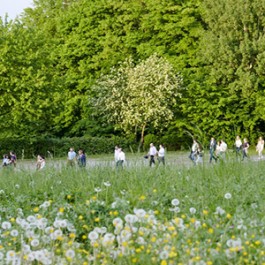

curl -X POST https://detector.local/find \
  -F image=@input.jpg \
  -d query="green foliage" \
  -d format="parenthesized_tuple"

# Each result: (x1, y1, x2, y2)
(0, 20, 60, 137)
(91, 54, 183, 145)
(178, 0, 265, 147)
(0, 136, 137, 159)
(2, 0, 265, 145)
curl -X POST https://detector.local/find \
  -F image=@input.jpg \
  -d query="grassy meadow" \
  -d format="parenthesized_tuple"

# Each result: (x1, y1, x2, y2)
(0, 152, 265, 264)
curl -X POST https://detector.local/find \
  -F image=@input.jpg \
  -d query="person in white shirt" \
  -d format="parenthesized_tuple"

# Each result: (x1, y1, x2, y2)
(256, 136, 264, 159)
(36, 155, 46, 170)
(158, 144, 165, 165)
(148, 143, 157, 167)
(114, 146, 120, 164)
(215, 141, 221, 158)
(116, 148, 125, 169)
(219, 140, 227, 159)
(2, 154, 10, 167)
(67, 147, 76, 167)
(234, 135, 242, 157)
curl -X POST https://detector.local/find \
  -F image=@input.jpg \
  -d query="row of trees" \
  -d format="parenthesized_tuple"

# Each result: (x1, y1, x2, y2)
(1, 0, 265, 148)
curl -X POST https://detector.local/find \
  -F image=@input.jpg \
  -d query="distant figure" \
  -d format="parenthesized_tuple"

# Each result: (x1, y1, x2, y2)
(77, 149, 86, 167)
(116, 148, 125, 169)
(158, 144, 165, 165)
(256, 136, 264, 160)
(10, 151, 17, 167)
(196, 144, 204, 165)
(189, 139, 199, 165)
(242, 138, 250, 160)
(36, 155, 46, 170)
(219, 140, 227, 159)
(2, 154, 10, 167)
(215, 141, 221, 158)
(148, 143, 157, 167)
(234, 136, 242, 157)
(114, 146, 120, 165)
(67, 147, 76, 167)
(209, 137, 217, 163)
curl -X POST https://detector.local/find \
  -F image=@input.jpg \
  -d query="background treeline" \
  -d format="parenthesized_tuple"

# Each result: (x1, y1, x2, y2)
(0, 136, 136, 158)
(0, 134, 181, 159)
(1, 0, 265, 154)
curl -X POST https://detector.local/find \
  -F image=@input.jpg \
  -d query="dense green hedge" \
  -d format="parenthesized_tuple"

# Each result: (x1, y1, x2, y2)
(0, 136, 138, 159)
(0, 134, 186, 159)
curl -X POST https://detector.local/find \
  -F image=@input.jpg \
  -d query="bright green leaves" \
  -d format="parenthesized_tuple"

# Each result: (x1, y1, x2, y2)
(0, 21, 58, 137)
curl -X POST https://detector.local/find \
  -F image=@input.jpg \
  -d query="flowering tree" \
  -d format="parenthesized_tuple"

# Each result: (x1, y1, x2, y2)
(91, 54, 183, 147)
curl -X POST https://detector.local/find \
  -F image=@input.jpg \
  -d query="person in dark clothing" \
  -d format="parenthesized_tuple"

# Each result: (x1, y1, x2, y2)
(77, 149, 86, 167)
(209, 137, 217, 163)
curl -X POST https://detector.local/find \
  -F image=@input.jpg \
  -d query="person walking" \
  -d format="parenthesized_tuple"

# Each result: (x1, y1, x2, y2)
(196, 144, 204, 165)
(219, 140, 227, 160)
(36, 155, 46, 170)
(242, 138, 250, 160)
(189, 139, 199, 165)
(67, 147, 76, 167)
(215, 141, 221, 159)
(234, 136, 242, 158)
(209, 137, 217, 163)
(158, 144, 165, 165)
(256, 136, 264, 160)
(10, 151, 17, 168)
(148, 143, 157, 167)
(2, 154, 10, 167)
(114, 146, 120, 166)
(77, 149, 86, 167)
(116, 148, 125, 169)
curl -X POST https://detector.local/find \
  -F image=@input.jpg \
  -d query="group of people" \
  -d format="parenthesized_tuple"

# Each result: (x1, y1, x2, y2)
(145, 143, 165, 167)
(2, 151, 17, 167)
(189, 136, 265, 165)
(4, 136, 264, 170)
(114, 143, 165, 168)
(67, 147, 86, 168)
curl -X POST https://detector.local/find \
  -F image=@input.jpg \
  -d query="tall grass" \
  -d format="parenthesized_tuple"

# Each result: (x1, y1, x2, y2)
(1, 158, 264, 218)
(0, 156, 265, 264)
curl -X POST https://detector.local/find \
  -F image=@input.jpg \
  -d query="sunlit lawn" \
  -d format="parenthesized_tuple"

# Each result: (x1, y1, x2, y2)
(0, 152, 264, 264)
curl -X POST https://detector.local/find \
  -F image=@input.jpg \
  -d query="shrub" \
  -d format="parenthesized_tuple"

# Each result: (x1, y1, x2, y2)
(0, 136, 137, 159)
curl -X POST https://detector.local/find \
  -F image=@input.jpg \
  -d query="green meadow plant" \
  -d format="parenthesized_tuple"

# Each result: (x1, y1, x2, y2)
(0, 159, 265, 264)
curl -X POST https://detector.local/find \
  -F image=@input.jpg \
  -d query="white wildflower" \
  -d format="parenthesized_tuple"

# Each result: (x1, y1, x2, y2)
(171, 198, 180, 206)
(65, 249, 75, 259)
(125, 214, 138, 224)
(189, 207, 196, 214)
(103, 181, 111, 187)
(224, 193, 232, 199)
(2, 221, 11, 230)
(215, 206, 226, 215)
(10, 230, 19, 237)
(88, 231, 99, 241)
(31, 238, 40, 247)
(159, 250, 169, 260)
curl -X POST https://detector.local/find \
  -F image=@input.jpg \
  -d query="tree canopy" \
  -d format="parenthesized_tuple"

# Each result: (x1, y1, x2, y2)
(0, 0, 265, 147)
(90, 54, 182, 145)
